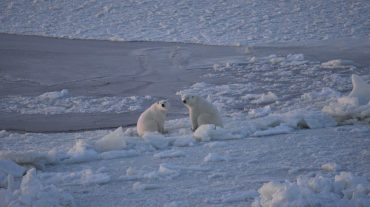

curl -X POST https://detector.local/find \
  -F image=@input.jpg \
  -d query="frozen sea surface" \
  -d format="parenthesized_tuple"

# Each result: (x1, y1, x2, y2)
(0, 0, 369, 45)
(1, 34, 370, 206)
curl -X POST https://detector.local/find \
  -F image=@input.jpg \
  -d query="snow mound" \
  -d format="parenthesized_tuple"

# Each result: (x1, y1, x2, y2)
(323, 75, 370, 122)
(193, 124, 237, 142)
(95, 127, 128, 152)
(64, 139, 99, 163)
(321, 59, 355, 69)
(0, 168, 75, 207)
(252, 172, 370, 207)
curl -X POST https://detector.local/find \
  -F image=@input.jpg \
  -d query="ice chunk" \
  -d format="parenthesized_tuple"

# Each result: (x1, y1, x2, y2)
(320, 59, 355, 69)
(251, 92, 278, 104)
(252, 171, 370, 207)
(321, 163, 340, 172)
(0, 150, 53, 170)
(203, 153, 228, 162)
(193, 124, 236, 142)
(1, 168, 75, 207)
(248, 105, 271, 118)
(0, 159, 26, 177)
(64, 139, 99, 163)
(39, 89, 70, 100)
(143, 132, 170, 149)
(95, 127, 128, 152)
(348, 74, 370, 105)
(323, 75, 370, 121)
(283, 110, 337, 129)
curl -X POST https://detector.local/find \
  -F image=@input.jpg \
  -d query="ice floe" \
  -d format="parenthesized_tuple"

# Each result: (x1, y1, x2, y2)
(252, 171, 370, 207)
(323, 75, 370, 122)
(0, 169, 75, 207)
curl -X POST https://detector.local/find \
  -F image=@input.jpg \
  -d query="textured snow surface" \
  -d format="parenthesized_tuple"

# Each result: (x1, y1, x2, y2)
(0, 0, 369, 45)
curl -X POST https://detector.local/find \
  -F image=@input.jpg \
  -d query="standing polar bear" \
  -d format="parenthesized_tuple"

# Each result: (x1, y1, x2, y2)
(181, 94, 223, 131)
(137, 100, 168, 137)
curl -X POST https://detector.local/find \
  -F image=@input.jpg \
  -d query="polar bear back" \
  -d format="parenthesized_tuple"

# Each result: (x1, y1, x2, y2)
(137, 102, 167, 137)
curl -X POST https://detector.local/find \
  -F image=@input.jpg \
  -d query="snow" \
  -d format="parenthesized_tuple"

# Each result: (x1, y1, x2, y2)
(0, 0, 369, 45)
(252, 171, 370, 207)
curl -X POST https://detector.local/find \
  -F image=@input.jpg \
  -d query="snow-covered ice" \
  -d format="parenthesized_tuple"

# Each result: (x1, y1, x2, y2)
(1, 1, 370, 205)
(0, 0, 369, 46)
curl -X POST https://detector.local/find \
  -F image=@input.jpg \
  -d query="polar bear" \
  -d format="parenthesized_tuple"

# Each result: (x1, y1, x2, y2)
(181, 94, 223, 131)
(137, 100, 168, 137)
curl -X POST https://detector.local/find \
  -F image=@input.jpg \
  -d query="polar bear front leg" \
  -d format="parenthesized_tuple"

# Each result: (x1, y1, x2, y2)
(157, 122, 165, 134)
(190, 111, 198, 131)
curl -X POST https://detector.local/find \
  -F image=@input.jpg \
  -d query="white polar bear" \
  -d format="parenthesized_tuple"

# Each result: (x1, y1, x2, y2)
(137, 100, 168, 137)
(181, 94, 223, 131)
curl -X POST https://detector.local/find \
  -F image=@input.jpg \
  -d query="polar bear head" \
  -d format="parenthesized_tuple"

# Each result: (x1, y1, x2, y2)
(153, 100, 169, 112)
(181, 94, 198, 107)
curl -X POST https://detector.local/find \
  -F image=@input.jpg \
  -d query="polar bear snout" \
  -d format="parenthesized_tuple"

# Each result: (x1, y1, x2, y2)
(182, 100, 187, 104)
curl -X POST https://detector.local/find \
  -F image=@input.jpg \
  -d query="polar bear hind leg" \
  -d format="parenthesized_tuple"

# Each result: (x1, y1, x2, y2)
(139, 119, 158, 136)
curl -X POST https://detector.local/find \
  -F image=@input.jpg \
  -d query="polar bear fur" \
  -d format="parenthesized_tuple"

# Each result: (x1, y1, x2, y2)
(137, 100, 168, 137)
(181, 95, 223, 131)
